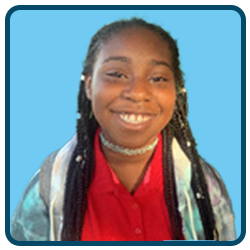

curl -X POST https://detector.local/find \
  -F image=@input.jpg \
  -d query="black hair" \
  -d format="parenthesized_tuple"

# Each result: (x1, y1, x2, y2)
(61, 18, 218, 241)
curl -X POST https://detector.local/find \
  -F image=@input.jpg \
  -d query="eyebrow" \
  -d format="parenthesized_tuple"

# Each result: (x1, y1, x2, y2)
(150, 60, 173, 71)
(102, 56, 131, 64)
(102, 56, 173, 71)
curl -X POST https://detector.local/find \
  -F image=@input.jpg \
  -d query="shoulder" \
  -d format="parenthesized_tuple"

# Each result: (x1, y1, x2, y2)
(11, 170, 49, 241)
(39, 150, 60, 205)
(39, 134, 77, 205)
(200, 158, 236, 240)
(11, 150, 60, 241)
(11, 135, 77, 241)
(200, 158, 231, 204)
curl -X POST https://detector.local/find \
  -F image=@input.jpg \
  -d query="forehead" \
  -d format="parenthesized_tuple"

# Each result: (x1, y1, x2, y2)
(96, 27, 172, 64)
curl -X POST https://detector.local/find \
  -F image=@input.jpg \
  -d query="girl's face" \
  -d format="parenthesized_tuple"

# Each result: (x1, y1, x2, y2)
(85, 27, 176, 149)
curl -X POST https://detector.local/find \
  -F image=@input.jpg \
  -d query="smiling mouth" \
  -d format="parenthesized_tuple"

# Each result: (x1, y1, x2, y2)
(116, 112, 154, 124)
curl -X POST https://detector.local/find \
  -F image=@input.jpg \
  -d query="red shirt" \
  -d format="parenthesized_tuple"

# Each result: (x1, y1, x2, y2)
(81, 130, 174, 241)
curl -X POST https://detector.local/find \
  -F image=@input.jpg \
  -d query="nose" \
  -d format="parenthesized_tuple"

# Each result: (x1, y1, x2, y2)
(122, 77, 152, 103)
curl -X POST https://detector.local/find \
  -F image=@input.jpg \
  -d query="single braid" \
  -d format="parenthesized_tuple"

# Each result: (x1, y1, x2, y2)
(162, 126, 183, 240)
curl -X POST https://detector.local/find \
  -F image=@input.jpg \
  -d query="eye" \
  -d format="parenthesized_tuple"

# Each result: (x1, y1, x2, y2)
(150, 76, 168, 82)
(106, 72, 127, 79)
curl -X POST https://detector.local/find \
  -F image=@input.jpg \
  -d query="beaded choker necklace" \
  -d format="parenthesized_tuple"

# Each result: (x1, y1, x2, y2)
(99, 132, 159, 156)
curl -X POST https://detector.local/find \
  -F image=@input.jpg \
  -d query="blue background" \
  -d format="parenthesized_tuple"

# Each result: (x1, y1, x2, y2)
(9, 9, 241, 240)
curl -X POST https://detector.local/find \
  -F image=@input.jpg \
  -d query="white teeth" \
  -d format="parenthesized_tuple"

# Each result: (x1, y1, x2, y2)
(130, 114, 136, 122)
(137, 115, 142, 122)
(118, 113, 152, 124)
(143, 116, 150, 122)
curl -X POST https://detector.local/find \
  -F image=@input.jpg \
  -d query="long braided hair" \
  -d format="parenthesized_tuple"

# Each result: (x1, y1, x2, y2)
(61, 18, 218, 241)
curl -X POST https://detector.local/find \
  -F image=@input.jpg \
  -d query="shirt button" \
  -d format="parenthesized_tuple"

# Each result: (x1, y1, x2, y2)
(135, 228, 141, 235)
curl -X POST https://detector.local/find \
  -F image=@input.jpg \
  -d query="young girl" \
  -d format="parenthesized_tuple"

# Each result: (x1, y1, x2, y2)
(11, 18, 235, 241)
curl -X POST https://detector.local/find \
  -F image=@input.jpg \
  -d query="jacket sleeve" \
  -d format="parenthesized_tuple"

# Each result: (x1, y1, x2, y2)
(201, 159, 236, 241)
(10, 151, 58, 241)
(10, 170, 50, 241)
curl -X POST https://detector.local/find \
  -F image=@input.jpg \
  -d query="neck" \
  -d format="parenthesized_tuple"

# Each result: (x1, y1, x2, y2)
(100, 140, 156, 193)
(100, 141, 156, 168)
(98, 132, 160, 193)
(99, 132, 159, 156)
(99, 131, 159, 168)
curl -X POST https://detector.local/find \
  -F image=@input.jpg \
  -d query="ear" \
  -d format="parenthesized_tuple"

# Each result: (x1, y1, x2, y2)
(85, 75, 92, 100)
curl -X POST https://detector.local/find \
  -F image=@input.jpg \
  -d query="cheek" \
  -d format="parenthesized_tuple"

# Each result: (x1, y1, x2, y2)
(91, 91, 105, 120)
(90, 80, 106, 111)
(90, 85, 117, 124)
(159, 88, 176, 116)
